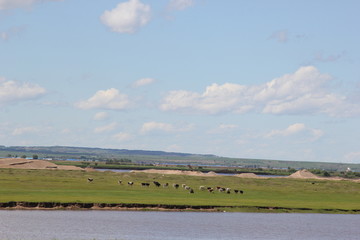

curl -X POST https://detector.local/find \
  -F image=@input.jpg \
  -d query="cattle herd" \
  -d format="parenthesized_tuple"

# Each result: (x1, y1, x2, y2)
(87, 178, 244, 195)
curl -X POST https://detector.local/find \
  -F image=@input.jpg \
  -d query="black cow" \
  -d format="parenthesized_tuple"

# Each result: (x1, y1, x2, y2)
(153, 181, 161, 187)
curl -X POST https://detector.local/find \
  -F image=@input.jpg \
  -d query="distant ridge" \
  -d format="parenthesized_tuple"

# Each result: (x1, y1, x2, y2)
(0, 145, 359, 171)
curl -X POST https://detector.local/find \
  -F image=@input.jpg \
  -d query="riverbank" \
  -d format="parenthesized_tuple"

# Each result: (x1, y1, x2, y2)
(1, 168, 359, 214)
(1, 201, 359, 214)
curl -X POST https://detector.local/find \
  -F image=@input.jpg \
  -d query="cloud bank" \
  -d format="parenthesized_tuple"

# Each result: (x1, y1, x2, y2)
(160, 66, 358, 117)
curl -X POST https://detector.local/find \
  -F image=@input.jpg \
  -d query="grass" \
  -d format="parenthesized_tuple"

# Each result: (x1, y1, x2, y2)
(0, 168, 359, 213)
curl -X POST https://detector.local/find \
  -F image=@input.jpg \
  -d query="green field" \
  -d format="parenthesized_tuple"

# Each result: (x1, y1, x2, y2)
(0, 168, 359, 213)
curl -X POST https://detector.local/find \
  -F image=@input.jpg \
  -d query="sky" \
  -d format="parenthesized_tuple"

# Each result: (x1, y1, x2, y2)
(0, 0, 360, 163)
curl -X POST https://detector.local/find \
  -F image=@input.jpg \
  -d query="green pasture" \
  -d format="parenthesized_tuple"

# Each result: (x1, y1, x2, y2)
(0, 168, 359, 213)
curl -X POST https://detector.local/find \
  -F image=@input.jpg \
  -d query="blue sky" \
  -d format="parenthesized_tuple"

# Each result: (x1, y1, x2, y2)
(1, 0, 360, 163)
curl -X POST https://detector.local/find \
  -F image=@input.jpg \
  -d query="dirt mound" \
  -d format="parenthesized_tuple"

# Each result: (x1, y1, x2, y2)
(288, 169, 319, 179)
(0, 158, 82, 170)
(235, 173, 262, 178)
(130, 169, 218, 177)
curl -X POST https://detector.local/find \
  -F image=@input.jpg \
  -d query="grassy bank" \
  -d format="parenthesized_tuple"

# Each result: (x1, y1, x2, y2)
(0, 168, 359, 213)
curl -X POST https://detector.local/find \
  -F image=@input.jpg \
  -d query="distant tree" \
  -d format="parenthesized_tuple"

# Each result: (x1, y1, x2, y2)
(323, 171, 331, 177)
(6, 154, 12, 158)
(21, 155, 27, 159)
(32, 154, 39, 159)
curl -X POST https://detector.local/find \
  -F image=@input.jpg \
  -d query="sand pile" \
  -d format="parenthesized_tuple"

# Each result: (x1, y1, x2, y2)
(0, 158, 82, 170)
(288, 169, 318, 179)
(130, 169, 218, 177)
(235, 173, 262, 178)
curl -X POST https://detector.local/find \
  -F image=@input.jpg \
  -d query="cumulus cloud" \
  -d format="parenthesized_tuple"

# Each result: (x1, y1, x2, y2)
(265, 123, 324, 141)
(266, 123, 306, 138)
(160, 66, 358, 117)
(76, 88, 130, 110)
(113, 132, 132, 141)
(93, 112, 109, 121)
(167, 0, 194, 11)
(94, 122, 117, 134)
(100, 0, 151, 34)
(0, 0, 61, 10)
(132, 78, 155, 88)
(140, 121, 192, 134)
(0, 77, 46, 106)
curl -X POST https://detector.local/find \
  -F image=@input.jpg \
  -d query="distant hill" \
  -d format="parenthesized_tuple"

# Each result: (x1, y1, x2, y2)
(0, 145, 359, 171)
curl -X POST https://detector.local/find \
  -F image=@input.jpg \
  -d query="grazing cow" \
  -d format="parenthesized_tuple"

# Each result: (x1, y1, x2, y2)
(189, 189, 194, 194)
(234, 189, 239, 194)
(153, 181, 161, 187)
(182, 184, 186, 188)
(128, 181, 134, 186)
(239, 190, 244, 194)
(87, 178, 93, 183)
(185, 186, 191, 190)
(218, 187, 225, 193)
(173, 183, 179, 189)
(199, 186, 206, 191)
(225, 188, 231, 194)
(208, 188, 214, 193)
(163, 183, 169, 188)
(118, 180, 122, 184)
(141, 183, 150, 187)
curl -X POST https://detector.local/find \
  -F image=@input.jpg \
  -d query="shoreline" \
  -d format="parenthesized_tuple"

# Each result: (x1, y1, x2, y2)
(1, 201, 359, 214)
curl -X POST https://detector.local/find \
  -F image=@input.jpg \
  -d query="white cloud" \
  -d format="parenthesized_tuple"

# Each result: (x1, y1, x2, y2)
(265, 123, 324, 141)
(266, 123, 306, 138)
(160, 66, 358, 117)
(100, 0, 151, 34)
(93, 112, 109, 121)
(344, 152, 360, 163)
(94, 122, 117, 134)
(140, 121, 193, 134)
(76, 88, 130, 110)
(12, 126, 38, 136)
(0, 0, 61, 10)
(0, 26, 26, 41)
(0, 77, 46, 106)
(167, 0, 194, 11)
(132, 78, 155, 88)
(314, 51, 345, 62)
(269, 30, 288, 43)
(113, 132, 132, 141)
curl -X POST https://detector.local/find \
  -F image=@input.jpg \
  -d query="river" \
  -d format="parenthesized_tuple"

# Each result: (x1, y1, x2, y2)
(0, 211, 359, 240)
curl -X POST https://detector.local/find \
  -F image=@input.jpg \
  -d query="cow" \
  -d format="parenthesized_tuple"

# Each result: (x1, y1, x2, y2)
(208, 188, 214, 193)
(128, 181, 134, 186)
(189, 188, 194, 194)
(185, 186, 191, 190)
(239, 190, 244, 194)
(234, 189, 239, 194)
(173, 183, 179, 189)
(225, 188, 231, 194)
(153, 181, 161, 187)
(141, 183, 150, 187)
(87, 178, 93, 183)
(118, 180, 122, 185)
(199, 186, 206, 191)
(182, 184, 186, 188)
(163, 183, 169, 188)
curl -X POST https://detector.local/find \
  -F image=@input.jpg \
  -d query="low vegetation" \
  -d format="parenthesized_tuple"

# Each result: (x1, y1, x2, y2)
(0, 168, 359, 213)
